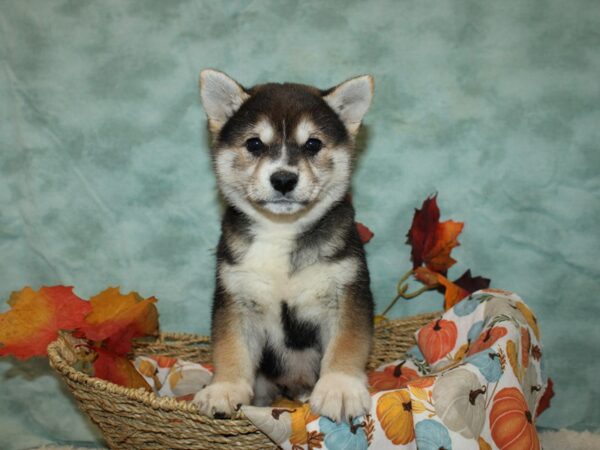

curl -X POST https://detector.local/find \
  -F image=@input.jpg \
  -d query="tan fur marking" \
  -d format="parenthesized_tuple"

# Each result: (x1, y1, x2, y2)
(312, 147, 337, 172)
(320, 288, 372, 376)
(208, 120, 225, 139)
(297, 157, 317, 185)
(211, 296, 253, 384)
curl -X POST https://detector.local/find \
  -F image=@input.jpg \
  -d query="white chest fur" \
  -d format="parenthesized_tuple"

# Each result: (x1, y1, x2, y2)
(220, 223, 358, 324)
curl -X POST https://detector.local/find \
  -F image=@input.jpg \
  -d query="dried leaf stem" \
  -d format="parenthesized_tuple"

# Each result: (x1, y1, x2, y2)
(380, 269, 440, 317)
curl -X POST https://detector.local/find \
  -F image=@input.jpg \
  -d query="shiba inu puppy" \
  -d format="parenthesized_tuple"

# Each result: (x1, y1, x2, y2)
(193, 69, 374, 423)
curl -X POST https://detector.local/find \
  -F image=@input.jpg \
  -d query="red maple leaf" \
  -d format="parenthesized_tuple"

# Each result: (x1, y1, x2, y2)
(453, 270, 491, 294)
(93, 347, 152, 391)
(356, 222, 374, 244)
(406, 195, 464, 274)
(536, 378, 554, 417)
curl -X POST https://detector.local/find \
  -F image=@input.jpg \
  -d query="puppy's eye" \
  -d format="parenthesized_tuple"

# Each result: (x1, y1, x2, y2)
(245, 138, 265, 155)
(303, 138, 323, 155)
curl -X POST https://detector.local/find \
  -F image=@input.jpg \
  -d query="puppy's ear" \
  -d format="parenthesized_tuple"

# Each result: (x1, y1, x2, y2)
(323, 75, 374, 136)
(200, 69, 249, 135)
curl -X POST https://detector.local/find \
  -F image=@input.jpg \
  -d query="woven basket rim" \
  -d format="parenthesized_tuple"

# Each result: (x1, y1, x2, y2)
(47, 311, 441, 425)
(47, 334, 248, 426)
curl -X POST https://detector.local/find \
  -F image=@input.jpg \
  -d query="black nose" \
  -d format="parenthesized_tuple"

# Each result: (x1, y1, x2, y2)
(270, 171, 298, 195)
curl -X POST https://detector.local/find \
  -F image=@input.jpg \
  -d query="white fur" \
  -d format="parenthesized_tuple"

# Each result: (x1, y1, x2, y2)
(221, 223, 358, 311)
(253, 374, 282, 406)
(256, 118, 275, 144)
(294, 149, 352, 230)
(294, 118, 315, 144)
(324, 75, 373, 135)
(199, 71, 374, 420)
(193, 380, 253, 417)
(310, 372, 371, 422)
(214, 142, 352, 231)
(200, 69, 248, 127)
(220, 221, 358, 400)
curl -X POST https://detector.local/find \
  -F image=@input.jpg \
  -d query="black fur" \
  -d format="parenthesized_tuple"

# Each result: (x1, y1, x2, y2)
(258, 343, 283, 380)
(216, 206, 253, 265)
(281, 301, 320, 350)
(218, 83, 349, 149)
(290, 198, 363, 272)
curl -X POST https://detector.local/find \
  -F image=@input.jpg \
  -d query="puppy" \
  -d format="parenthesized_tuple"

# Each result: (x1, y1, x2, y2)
(193, 70, 375, 423)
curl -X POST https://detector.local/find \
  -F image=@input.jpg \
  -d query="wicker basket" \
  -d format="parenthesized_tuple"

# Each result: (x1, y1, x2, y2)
(47, 311, 441, 450)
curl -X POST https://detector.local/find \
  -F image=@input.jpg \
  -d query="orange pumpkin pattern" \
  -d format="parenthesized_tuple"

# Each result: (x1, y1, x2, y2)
(376, 390, 415, 445)
(150, 355, 178, 368)
(468, 326, 508, 355)
(132, 290, 547, 450)
(418, 319, 458, 363)
(368, 361, 419, 391)
(272, 398, 318, 445)
(407, 376, 436, 389)
(490, 387, 540, 450)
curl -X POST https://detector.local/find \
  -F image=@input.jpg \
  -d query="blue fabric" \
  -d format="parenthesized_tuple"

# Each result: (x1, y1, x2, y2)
(0, 0, 598, 448)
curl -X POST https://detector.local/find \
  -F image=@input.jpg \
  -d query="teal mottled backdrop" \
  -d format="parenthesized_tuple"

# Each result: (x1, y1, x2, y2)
(0, 0, 599, 448)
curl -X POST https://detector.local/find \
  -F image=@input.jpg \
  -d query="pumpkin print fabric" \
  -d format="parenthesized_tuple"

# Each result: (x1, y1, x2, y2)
(133, 290, 548, 450)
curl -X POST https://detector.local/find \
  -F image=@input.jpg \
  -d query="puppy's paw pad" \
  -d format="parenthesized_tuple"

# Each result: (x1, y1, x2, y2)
(310, 372, 371, 423)
(193, 381, 252, 418)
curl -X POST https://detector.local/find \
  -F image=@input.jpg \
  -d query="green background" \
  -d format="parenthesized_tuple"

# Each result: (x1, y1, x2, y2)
(1, 0, 598, 447)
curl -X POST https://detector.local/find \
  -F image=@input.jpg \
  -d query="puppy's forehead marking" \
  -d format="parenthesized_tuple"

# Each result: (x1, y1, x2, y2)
(255, 119, 275, 144)
(294, 118, 317, 144)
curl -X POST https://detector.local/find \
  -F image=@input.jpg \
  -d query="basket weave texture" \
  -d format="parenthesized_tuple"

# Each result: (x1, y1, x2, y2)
(48, 311, 441, 450)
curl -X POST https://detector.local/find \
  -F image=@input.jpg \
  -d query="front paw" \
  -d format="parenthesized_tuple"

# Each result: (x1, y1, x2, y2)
(193, 380, 253, 418)
(310, 372, 371, 423)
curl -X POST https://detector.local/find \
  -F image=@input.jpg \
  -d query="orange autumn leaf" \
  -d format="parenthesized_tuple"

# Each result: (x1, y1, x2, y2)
(406, 195, 464, 274)
(93, 348, 152, 392)
(415, 267, 488, 310)
(436, 274, 470, 310)
(0, 286, 91, 359)
(80, 288, 159, 354)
